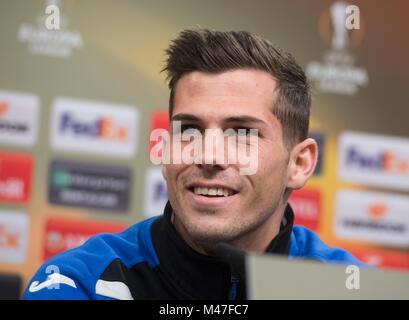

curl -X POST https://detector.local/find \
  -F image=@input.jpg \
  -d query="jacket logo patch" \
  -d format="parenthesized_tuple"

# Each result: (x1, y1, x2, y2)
(29, 272, 77, 292)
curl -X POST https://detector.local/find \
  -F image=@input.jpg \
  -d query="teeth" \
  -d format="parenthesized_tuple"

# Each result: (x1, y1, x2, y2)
(193, 187, 233, 197)
(208, 188, 217, 196)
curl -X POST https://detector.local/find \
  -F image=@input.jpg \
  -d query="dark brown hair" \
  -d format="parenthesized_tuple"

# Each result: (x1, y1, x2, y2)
(162, 29, 311, 149)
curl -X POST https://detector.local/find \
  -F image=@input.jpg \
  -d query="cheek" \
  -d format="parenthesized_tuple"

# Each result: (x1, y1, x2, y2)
(163, 163, 189, 191)
(255, 145, 289, 185)
(258, 143, 286, 168)
(246, 156, 288, 210)
(163, 164, 180, 180)
(163, 165, 183, 205)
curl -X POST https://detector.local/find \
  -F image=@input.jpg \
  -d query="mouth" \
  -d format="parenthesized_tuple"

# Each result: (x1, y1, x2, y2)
(185, 183, 239, 208)
(186, 184, 238, 198)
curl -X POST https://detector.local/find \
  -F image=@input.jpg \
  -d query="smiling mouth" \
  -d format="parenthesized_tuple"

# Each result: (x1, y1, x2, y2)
(188, 186, 237, 197)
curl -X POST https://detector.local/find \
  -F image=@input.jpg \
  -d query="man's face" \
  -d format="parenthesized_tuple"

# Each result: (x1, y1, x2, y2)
(162, 69, 291, 251)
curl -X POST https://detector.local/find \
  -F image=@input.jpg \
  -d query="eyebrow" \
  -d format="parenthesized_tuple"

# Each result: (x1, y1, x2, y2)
(171, 113, 268, 127)
(171, 113, 200, 122)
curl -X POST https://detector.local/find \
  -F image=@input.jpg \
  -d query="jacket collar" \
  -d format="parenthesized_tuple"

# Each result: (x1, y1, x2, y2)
(150, 201, 294, 299)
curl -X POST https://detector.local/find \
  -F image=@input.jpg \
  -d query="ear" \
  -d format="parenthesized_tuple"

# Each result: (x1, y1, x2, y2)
(161, 130, 169, 181)
(162, 165, 167, 181)
(286, 138, 318, 190)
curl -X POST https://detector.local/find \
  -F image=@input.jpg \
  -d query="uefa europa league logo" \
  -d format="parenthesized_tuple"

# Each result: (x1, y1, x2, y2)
(330, 1, 360, 50)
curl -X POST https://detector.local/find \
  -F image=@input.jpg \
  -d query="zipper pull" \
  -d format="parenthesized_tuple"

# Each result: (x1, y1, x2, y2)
(228, 274, 239, 300)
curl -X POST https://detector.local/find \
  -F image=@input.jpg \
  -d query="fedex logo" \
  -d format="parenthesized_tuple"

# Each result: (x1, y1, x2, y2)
(346, 147, 408, 174)
(59, 112, 128, 141)
(339, 132, 409, 191)
(51, 97, 139, 158)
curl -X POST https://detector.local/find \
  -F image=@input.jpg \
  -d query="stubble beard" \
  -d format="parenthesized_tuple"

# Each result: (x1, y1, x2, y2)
(173, 195, 283, 255)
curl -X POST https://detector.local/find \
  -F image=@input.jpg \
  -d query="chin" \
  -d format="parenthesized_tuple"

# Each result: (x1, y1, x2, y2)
(185, 219, 242, 244)
(190, 230, 232, 245)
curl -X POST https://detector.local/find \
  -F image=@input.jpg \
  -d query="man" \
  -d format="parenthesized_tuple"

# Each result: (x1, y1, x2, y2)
(24, 29, 366, 300)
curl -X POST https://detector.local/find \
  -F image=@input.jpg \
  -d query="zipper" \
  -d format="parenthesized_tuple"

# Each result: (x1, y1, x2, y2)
(228, 273, 240, 300)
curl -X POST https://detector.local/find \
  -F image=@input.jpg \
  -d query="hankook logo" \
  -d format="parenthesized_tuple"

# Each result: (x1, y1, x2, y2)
(0, 90, 39, 147)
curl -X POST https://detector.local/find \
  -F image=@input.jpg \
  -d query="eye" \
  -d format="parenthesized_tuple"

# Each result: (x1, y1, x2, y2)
(180, 124, 201, 135)
(233, 127, 258, 137)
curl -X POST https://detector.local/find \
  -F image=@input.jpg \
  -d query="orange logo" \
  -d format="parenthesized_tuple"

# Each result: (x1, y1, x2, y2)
(367, 203, 388, 219)
(100, 118, 128, 141)
(0, 101, 9, 116)
(0, 223, 19, 248)
(383, 151, 409, 174)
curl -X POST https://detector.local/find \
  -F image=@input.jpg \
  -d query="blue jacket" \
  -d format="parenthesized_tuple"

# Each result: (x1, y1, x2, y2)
(24, 202, 367, 300)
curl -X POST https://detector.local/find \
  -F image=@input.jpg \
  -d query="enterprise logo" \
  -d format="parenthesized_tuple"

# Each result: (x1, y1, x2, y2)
(338, 132, 409, 191)
(51, 97, 139, 158)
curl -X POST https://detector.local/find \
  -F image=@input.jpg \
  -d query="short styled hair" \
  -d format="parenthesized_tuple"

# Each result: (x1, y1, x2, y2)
(162, 29, 311, 149)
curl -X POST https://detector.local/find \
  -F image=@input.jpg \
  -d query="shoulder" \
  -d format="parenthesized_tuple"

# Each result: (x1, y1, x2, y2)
(23, 215, 161, 300)
(289, 225, 371, 268)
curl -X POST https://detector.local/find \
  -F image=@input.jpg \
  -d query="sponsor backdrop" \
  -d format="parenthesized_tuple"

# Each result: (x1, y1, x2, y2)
(1, 0, 409, 296)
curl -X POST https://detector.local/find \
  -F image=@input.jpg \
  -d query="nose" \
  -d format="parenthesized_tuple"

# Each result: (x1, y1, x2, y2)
(197, 129, 229, 171)
(199, 162, 228, 171)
